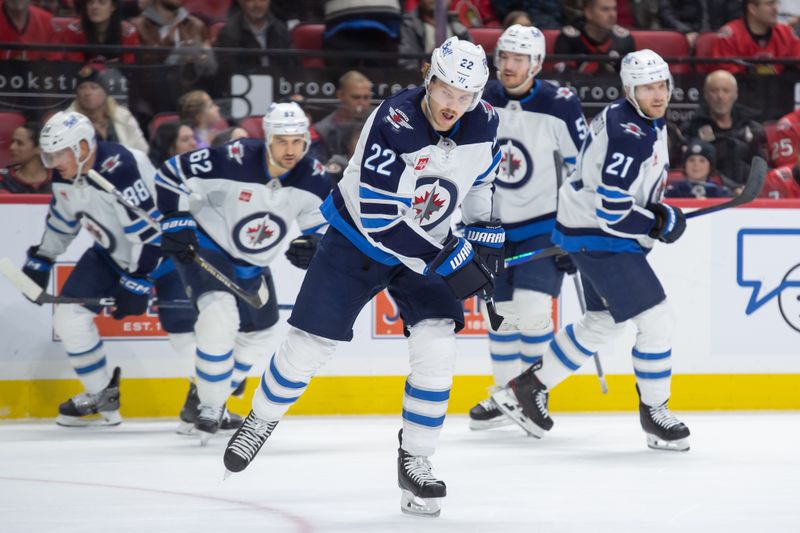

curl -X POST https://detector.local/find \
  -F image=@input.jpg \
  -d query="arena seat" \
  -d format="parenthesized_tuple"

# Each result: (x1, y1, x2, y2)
(291, 24, 325, 68)
(631, 31, 690, 74)
(0, 112, 29, 168)
(209, 21, 225, 44)
(239, 116, 264, 139)
(183, 0, 231, 23)
(148, 112, 179, 140)
(467, 27, 502, 55)
(693, 32, 719, 73)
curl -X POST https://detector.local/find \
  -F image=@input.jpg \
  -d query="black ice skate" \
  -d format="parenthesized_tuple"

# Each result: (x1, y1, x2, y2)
(638, 386, 690, 451)
(468, 395, 512, 430)
(176, 381, 242, 436)
(491, 363, 553, 438)
(223, 410, 279, 475)
(56, 367, 122, 427)
(397, 430, 446, 518)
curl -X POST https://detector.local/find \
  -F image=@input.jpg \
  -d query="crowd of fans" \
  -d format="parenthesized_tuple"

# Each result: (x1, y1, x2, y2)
(1, 0, 800, 199)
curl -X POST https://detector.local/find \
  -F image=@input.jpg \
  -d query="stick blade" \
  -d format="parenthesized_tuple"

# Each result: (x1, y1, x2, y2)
(0, 258, 45, 302)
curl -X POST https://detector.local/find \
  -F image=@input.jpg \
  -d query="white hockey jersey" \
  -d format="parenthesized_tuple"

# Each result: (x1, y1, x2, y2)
(155, 139, 330, 267)
(38, 141, 160, 276)
(323, 87, 501, 274)
(552, 98, 670, 253)
(482, 80, 587, 241)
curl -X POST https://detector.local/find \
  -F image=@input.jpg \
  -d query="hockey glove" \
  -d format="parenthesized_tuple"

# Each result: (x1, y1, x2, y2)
(285, 234, 321, 270)
(647, 203, 686, 244)
(160, 212, 198, 264)
(464, 221, 505, 276)
(554, 253, 577, 275)
(22, 246, 54, 301)
(111, 275, 153, 319)
(428, 236, 494, 301)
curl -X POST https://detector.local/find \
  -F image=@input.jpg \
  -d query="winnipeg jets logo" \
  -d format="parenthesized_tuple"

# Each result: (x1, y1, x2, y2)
(227, 141, 244, 164)
(386, 107, 413, 131)
(413, 185, 446, 222)
(621, 122, 646, 138)
(63, 115, 79, 128)
(496, 138, 533, 189)
(555, 87, 574, 100)
(480, 100, 496, 118)
(412, 176, 458, 230)
(76, 211, 115, 252)
(100, 154, 121, 174)
(233, 211, 287, 253)
(313, 160, 325, 175)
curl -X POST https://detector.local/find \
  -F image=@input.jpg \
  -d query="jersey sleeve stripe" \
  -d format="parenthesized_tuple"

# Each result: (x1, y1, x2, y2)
(360, 202, 399, 216)
(49, 207, 78, 227)
(301, 223, 327, 235)
(596, 209, 624, 222)
(46, 220, 78, 235)
(124, 220, 148, 233)
(597, 185, 631, 199)
(473, 150, 501, 185)
(360, 216, 401, 230)
(359, 185, 412, 206)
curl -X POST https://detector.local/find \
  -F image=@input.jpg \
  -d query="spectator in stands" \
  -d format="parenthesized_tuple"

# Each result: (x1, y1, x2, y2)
(0, 0, 62, 60)
(682, 69, 766, 191)
(0, 122, 52, 194)
(211, 126, 250, 147)
(61, 0, 141, 64)
(213, 0, 293, 69)
(66, 62, 150, 154)
(178, 89, 225, 149)
(451, 0, 499, 28)
(310, 70, 373, 162)
(491, 1, 563, 29)
(502, 10, 532, 28)
(658, 1, 742, 47)
(323, 0, 403, 68)
(554, 0, 635, 73)
(564, 0, 659, 28)
(761, 159, 800, 198)
(712, 0, 798, 74)
(128, 0, 212, 67)
(399, 0, 472, 70)
(148, 120, 197, 166)
(769, 108, 800, 168)
(665, 138, 731, 198)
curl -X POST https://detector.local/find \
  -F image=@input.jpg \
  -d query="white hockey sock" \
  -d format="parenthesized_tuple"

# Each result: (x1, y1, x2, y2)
(536, 325, 595, 390)
(194, 292, 239, 408)
(54, 304, 110, 394)
(231, 328, 274, 393)
(520, 328, 553, 368)
(514, 289, 554, 369)
(633, 347, 673, 407)
(489, 330, 521, 387)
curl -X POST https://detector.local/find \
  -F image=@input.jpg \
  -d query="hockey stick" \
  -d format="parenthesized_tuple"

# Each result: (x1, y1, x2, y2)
(0, 258, 191, 308)
(684, 156, 767, 219)
(87, 170, 269, 309)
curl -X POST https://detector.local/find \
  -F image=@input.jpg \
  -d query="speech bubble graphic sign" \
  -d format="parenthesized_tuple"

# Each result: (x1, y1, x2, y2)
(737, 228, 800, 316)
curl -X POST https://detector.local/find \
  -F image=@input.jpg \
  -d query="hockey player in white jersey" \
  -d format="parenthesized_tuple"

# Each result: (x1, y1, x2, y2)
(154, 102, 331, 444)
(492, 49, 691, 451)
(223, 37, 502, 517)
(469, 24, 588, 430)
(21, 111, 160, 426)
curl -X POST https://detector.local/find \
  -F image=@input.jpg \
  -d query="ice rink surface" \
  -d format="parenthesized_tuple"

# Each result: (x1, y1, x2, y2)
(1, 412, 799, 533)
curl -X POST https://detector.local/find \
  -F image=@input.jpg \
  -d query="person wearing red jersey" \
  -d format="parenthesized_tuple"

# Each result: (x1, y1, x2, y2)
(60, 0, 140, 64)
(761, 163, 800, 199)
(0, 0, 61, 60)
(712, 0, 799, 75)
(767, 109, 800, 168)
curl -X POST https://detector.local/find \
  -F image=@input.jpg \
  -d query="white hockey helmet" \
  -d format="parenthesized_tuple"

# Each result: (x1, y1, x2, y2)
(495, 24, 546, 82)
(425, 36, 489, 112)
(39, 111, 96, 170)
(620, 49, 673, 120)
(262, 101, 311, 161)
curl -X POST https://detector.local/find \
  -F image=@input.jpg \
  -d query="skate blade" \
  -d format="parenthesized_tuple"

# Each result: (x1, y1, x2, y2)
(491, 388, 545, 439)
(56, 411, 122, 427)
(646, 434, 690, 452)
(199, 431, 214, 446)
(176, 421, 197, 436)
(400, 490, 441, 518)
(469, 415, 515, 430)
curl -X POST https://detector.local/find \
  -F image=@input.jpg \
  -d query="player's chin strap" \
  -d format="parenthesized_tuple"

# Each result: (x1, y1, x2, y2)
(86, 169, 270, 309)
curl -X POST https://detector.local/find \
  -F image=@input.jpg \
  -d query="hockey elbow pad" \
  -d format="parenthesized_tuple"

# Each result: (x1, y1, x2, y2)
(427, 236, 494, 301)
(160, 211, 199, 264)
(647, 203, 686, 244)
(464, 221, 505, 275)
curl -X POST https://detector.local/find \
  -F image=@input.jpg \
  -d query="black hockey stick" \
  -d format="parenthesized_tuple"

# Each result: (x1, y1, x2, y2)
(87, 170, 269, 309)
(0, 258, 191, 308)
(684, 156, 767, 219)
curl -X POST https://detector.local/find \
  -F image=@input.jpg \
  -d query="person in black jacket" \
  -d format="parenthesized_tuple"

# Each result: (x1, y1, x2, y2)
(491, 0, 564, 29)
(399, 0, 472, 70)
(658, 0, 742, 47)
(213, 0, 294, 70)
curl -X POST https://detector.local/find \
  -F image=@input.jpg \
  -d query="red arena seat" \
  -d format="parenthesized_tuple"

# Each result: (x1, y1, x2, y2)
(631, 31, 690, 74)
(148, 112, 179, 140)
(467, 27, 502, 55)
(209, 21, 225, 45)
(0, 112, 29, 168)
(239, 116, 264, 139)
(291, 24, 325, 68)
(693, 32, 719, 73)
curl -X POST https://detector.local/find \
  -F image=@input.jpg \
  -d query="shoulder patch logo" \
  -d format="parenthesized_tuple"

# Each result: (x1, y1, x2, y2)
(239, 189, 252, 202)
(386, 107, 413, 131)
(414, 156, 429, 171)
(620, 122, 646, 138)
(100, 154, 121, 174)
(480, 100, 496, 119)
(555, 87, 574, 100)
(227, 141, 244, 164)
(313, 160, 325, 175)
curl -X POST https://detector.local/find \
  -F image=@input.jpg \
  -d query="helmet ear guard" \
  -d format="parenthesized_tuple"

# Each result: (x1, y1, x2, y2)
(262, 102, 311, 167)
(425, 36, 489, 112)
(39, 111, 96, 171)
(494, 25, 546, 91)
(620, 49, 673, 120)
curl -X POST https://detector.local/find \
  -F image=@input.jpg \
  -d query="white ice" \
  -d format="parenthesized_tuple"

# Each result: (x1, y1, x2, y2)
(1, 413, 799, 533)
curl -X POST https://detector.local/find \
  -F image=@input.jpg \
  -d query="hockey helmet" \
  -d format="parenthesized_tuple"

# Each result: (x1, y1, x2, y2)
(425, 36, 489, 112)
(39, 111, 96, 170)
(620, 49, 673, 120)
(262, 102, 311, 162)
(495, 24, 546, 83)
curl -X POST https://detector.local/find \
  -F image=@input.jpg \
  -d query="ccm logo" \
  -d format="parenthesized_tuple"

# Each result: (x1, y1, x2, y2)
(449, 241, 473, 270)
(161, 218, 196, 231)
(121, 278, 150, 294)
(466, 230, 504, 244)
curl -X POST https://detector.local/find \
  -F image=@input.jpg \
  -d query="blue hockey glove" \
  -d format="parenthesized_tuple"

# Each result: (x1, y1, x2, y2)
(464, 221, 505, 276)
(427, 236, 494, 300)
(22, 246, 54, 302)
(554, 253, 577, 275)
(647, 203, 686, 244)
(285, 234, 321, 270)
(112, 275, 153, 319)
(160, 212, 198, 264)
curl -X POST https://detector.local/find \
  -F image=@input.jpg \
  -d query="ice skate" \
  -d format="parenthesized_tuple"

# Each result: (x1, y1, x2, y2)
(223, 410, 279, 475)
(56, 367, 122, 427)
(638, 387, 690, 451)
(397, 431, 446, 517)
(491, 363, 553, 438)
(177, 382, 242, 435)
(468, 395, 513, 430)
(195, 405, 225, 445)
